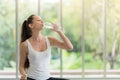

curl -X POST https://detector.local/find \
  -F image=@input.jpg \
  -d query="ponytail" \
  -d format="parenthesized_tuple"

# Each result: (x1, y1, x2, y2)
(21, 20, 32, 42)
(20, 14, 34, 68)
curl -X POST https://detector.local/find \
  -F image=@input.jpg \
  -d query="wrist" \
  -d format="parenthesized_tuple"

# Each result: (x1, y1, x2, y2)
(56, 29, 62, 33)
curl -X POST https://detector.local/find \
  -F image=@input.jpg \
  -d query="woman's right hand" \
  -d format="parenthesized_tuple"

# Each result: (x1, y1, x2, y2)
(20, 74, 27, 80)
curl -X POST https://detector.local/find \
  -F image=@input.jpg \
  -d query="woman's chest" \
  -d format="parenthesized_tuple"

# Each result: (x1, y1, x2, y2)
(31, 40, 47, 52)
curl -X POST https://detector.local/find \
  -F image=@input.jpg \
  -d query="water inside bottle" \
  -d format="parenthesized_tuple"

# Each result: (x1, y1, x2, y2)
(44, 22, 62, 31)
(44, 22, 53, 29)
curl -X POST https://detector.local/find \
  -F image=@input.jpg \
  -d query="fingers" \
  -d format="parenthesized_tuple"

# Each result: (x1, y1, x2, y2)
(51, 23, 62, 31)
(20, 74, 27, 80)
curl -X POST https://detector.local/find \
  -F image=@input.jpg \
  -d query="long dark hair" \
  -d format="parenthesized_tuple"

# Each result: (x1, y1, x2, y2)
(21, 14, 35, 68)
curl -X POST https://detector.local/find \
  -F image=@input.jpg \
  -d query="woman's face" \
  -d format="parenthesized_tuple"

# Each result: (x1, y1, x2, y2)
(31, 15, 44, 30)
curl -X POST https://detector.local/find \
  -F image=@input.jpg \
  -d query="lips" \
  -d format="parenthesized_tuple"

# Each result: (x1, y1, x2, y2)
(40, 24, 43, 27)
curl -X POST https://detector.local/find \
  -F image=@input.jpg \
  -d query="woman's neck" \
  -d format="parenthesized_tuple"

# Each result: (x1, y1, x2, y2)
(31, 31, 42, 42)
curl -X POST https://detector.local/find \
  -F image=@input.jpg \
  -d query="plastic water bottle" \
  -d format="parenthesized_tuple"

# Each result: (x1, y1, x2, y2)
(44, 22, 62, 31)
(44, 22, 53, 29)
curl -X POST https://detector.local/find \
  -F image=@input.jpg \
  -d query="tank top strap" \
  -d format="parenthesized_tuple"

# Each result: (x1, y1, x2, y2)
(26, 40, 29, 45)
(45, 36, 50, 48)
(26, 39, 32, 49)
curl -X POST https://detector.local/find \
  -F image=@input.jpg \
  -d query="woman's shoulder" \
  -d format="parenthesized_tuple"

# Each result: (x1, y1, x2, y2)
(48, 36, 59, 42)
(48, 36, 54, 42)
(20, 40, 28, 48)
(47, 36, 59, 46)
(20, 41, 28, 54)
(48, 36, 56, 40)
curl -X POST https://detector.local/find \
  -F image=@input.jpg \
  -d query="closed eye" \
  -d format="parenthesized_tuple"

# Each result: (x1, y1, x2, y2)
(37, 20, 41, 21)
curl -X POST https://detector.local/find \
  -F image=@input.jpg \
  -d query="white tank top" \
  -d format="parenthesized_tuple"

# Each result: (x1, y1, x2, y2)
(26, 37, 51, 80)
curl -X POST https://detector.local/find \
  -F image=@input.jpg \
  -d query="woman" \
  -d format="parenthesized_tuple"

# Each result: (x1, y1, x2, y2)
(19, 14, 73, 80)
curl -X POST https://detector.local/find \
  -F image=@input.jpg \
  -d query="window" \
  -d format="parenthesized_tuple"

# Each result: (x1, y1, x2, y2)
(84, 0, 104, 78)
(0, 0, 16, 79)
(106, 0, 120, 78)
(0, 0, 120, 79)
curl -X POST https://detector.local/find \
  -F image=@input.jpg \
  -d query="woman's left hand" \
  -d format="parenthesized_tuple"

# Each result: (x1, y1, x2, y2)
(51, 23, 62, 32)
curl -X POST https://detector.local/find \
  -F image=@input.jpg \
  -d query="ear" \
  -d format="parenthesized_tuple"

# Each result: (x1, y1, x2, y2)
(28, 24, 34, 29)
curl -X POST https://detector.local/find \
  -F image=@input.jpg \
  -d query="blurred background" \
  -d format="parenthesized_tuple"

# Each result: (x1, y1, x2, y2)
(0, 0, 120, 80)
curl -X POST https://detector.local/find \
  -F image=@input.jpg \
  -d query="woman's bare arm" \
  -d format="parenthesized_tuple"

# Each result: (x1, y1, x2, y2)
(48, 30, 73, 50)
(19, 42, 28, 79)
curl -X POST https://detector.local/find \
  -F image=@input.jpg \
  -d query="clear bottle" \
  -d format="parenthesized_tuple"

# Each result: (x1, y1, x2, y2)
(44, 22, 62, 31)
(44, 22, 53, 29)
